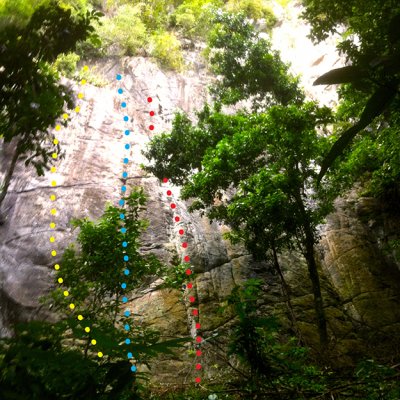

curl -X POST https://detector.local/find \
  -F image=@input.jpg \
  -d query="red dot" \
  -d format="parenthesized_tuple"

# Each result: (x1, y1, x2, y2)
(171, 203, 176, 209)
(163, 178, 168, 183)
(186, 269, 192, 275)
(147, 97, 152, 103)
(189, 296, 195, 302)
(175, 216, 180, 222)
(195, 377, 201, 383)
(193, 309, 199, 316)
(167, 190, 172, 196)
(182, 242, 188, 248)
(195, 335, 201, 342)
(187, 283, 193, 289)
(196, 349, 202, 356)
(149, 111, 155, 116)
(196, 323, 201, 329)
(184, 255, 190, 262)
(149, 125, 154, 130)
(195, 364, 202, 370)
(179, 229, 184, 235)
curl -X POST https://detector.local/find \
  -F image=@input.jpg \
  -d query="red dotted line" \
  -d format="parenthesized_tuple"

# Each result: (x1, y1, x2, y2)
(147, 97, 203, 384)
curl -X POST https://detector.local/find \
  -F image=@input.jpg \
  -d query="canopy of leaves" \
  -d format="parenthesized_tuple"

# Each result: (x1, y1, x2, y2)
(0, 0, 101, 174)
(205, 11, 304, 110)
(143, 102, 336, 258)
(302, 1, 400, 180)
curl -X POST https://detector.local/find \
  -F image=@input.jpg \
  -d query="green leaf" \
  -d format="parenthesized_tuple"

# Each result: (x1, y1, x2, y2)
(318, 83, 398, 181)
(313, 66, 367, 85)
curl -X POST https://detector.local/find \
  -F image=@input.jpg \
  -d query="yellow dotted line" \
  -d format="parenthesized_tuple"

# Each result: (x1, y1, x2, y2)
(50, 65, 103, 359)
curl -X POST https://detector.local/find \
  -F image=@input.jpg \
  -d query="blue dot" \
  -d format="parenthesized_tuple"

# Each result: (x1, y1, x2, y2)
(121, 185, 126, 192)
(124, 269, 130, 275)
(123, 158, 129, 164)
(125, 130, 130, 136)
(121, 102, 127, 108)
(124, 255, 129, 261)
(116, 74, 122, 80)
(122, 296, 128, 303)
(119, 199, 125, 206)
(120, 213, 125, 219)
(122, 241, 128, 247)
(127, 352, 133, 359)
(131, 366, 137, 372)
(121, 283, 127, 289)
(124, 116, 129, 122)
(125, 144, 130, 150)
(118, 88, 123, 94)
(125, 338, 131, 345)
(121, 227, 127, 234)
(124, 324, 130, 331)
(122, 171, 128, 178)
(124, 310, 130, 317)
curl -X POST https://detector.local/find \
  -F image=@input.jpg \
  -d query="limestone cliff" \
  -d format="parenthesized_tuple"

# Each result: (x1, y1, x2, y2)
(1, 0, 399, 386)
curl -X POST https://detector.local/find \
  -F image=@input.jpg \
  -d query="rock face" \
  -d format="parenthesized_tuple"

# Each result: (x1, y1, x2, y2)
(1, 0, 400, 385)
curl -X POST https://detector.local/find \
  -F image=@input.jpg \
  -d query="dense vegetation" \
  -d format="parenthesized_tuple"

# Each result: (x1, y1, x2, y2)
(1, 0, 399, 399)
(0, 189, 188, 399)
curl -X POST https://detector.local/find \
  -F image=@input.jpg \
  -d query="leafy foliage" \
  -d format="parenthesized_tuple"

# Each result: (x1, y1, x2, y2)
(143, 99, 342, 346)
(148, 31, 184, 70)
(0, 0, 101, 208)
(0, 187, 188, 399)
(222, 279, 328, 398)
(225, 0, 276, 23)
(204, 11, 304, 110)
(172, 0, 222, 39)
(301, 2, 400, 179)
(96, 4, 147, 56)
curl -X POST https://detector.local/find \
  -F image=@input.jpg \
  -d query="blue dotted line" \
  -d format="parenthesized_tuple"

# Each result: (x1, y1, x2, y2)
(117, 73, 137, 374)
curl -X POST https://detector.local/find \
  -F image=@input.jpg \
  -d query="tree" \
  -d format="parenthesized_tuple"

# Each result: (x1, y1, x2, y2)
(142, 12, 342, 347)
(143, 100, 338, 348)
(0, 1, 101, 209)
(204, 11, 304, 110)
(0, 187, 188, 399)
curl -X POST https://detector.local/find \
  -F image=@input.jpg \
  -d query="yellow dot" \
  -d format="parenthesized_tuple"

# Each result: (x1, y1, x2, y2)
(53, 139, 59, 145)
(75, 106, 80, 113)
(51, 250, 57, 256)
(78, 315, 84, 321)
(58, 278, 63, 284)
(78, 93, 84, 99)
(54, 264, 60, 270)
(51, 166, 56, 173)
(63, 290, 69, 297)
(85, 327, 90, 333)
(50, 222, 56, 229)
(51, 208, 57, 215)
(52, 153, 57, 159)
(91, 339, 97, 345)
(55, 125, 61, 131)
(50, 194, 56, 201)
(63, 113, 69, 120)
(49, 236, 55, 242)
(69, 303, 75, 310)
(83, 65, 89, 71)
(51, 180, 57, 186)
(81, 79, 87, 85)
(97, 352, 103, 358)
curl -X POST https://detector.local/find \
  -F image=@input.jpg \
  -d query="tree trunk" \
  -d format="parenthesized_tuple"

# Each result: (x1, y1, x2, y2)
(303, 220, 328, 348)
(293, 191, 328, 349)
(271, 245, 303, 343)
(0, 138, 21, 210)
